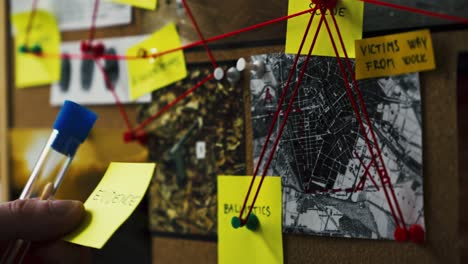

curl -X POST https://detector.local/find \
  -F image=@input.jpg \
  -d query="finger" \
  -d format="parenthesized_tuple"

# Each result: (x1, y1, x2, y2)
(24, 241, 92, 264)
(0, 199, 85, 241)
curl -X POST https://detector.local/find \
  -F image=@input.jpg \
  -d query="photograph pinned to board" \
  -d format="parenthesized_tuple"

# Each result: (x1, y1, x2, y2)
(249, 53, 424, 240)
(10, 0, 131, 31)
(50, 35, 152, 106)
(138, 61, 247, 239)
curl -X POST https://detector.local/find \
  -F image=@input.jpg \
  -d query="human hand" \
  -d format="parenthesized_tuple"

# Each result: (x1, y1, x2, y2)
(0, 199, 90, 264)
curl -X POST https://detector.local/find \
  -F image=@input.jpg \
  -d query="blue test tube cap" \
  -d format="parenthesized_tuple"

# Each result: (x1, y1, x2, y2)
(52, 100, 98, 156)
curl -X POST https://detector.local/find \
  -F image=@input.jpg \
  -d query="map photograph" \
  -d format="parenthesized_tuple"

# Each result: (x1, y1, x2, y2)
(250, 53, 424, 240)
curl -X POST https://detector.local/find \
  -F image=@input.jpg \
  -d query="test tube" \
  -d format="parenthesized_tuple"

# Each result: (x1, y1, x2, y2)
(1, 100, 98, 264)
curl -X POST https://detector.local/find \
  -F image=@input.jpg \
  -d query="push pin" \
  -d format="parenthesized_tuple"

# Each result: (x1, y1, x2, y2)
(226, 67, 241, 85)
(231, 213, 260, 231)
(80, 41, 92, 53)
(92, 42, 105, 57)
(214, 67, 224, 81)
(18, 44, 29, 53)
(408, 224, 425, 244)
(236, 57, 266, 78)
(30, 44, 43, 54)
(135, 130, 149, 145)
(393, 226, 409, 242)
(123, 130, 136, 143)
(137, 47, 149, 58)
(148, 48, 158, 64)
(312, 0, 338, 9)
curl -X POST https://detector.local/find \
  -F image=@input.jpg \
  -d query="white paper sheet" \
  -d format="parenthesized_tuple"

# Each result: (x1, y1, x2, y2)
(11, 0, 131, 31)
(50, 35, 152, 106)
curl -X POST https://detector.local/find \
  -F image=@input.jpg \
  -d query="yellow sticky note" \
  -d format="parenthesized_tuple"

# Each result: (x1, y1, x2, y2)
(127, 23, 187, 100)
(285, 0, 363, 58)
(355, 29, 436, 80)
(218, 175, 283, 264)
(110, 0, 157, 10)
(64, 162, 156, 249)
(12, 11, 61, 88)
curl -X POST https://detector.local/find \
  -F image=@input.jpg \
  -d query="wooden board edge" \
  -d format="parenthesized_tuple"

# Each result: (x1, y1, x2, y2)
(0, 1, 10, 202)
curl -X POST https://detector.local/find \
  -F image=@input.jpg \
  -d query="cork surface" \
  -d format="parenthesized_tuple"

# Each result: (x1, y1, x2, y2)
(5, 3, 466, 262)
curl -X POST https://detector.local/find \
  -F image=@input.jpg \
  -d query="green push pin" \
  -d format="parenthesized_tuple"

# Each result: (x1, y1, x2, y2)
(231, 214, 260, 231)
(18, 44, 29, 53)
(246, 213, 259, 231)
(231, 216, 242, 229)
(30, 44, 43, 54)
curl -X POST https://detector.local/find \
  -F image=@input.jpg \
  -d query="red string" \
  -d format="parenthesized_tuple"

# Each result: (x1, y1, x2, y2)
(88, 0, 101, 43)
(238, 5, 319, 224)
(360, 0, 468, 24)
(328, 10, 407, 229)
(30, 7, 316, 61)
(181, 0, 218, 69)
(23, 0, 39, 47)
(134, 73, 214, 132)
(354, 152, 380, 191)
(239, 12, 325, 225)
(94, 59, 133, 131)
(322, 10, 401, 228)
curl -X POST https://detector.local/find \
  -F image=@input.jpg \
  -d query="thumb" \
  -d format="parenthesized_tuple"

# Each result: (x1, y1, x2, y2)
(0, 199, 84, 241)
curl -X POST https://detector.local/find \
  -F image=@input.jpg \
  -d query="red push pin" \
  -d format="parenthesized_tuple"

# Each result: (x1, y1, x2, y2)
(394, 226, 409, 242)
(408, 224, 425, 244)
(123, 131, 136, 143)
(312, 0, 338, 9)
(93, 42, 106, 57)
(135, 130, 149, 145)
(80, 41, 92, 53)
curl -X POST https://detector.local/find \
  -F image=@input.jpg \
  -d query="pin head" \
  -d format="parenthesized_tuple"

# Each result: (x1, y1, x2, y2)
(214, 67, 224, 81)
(312, 0, 338, 9)
(19, 44, 29, 53)
(80, 41, 92, 53)
(93, 42, 106, 57)
(31, 44, 42, 54)
(236, 57, 247, 72)
(408, 224, 425, 244)
(231, 216, 242, 229)
(246, 213, 259, 231)
(394, 226, 408, 242)
(123, 131, 136, 143)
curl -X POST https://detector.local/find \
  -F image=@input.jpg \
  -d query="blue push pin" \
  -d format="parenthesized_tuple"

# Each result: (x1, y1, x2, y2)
(231, 214, 259, 231)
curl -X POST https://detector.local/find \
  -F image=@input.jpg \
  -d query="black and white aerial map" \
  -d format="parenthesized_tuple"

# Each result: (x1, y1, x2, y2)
(250, 53, 424, 240)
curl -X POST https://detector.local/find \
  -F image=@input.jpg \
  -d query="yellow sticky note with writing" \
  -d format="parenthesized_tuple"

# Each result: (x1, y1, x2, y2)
(218, 175, 283, 264)
(127, 23, 187, 100)
(110, 0, 157, 10)
(285, 0, 363, 58)
(355, 29, 436, 80)
(12, 10, 61, 88)
(63, 162, 156, 249)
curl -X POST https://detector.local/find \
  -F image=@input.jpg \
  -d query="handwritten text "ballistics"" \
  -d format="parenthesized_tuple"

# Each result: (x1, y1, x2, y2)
(224, 203, 271, 217)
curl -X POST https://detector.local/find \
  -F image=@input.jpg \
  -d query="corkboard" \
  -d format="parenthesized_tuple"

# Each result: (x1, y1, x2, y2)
(151, 28, 466, 264)
(1, 1, 467, 263)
